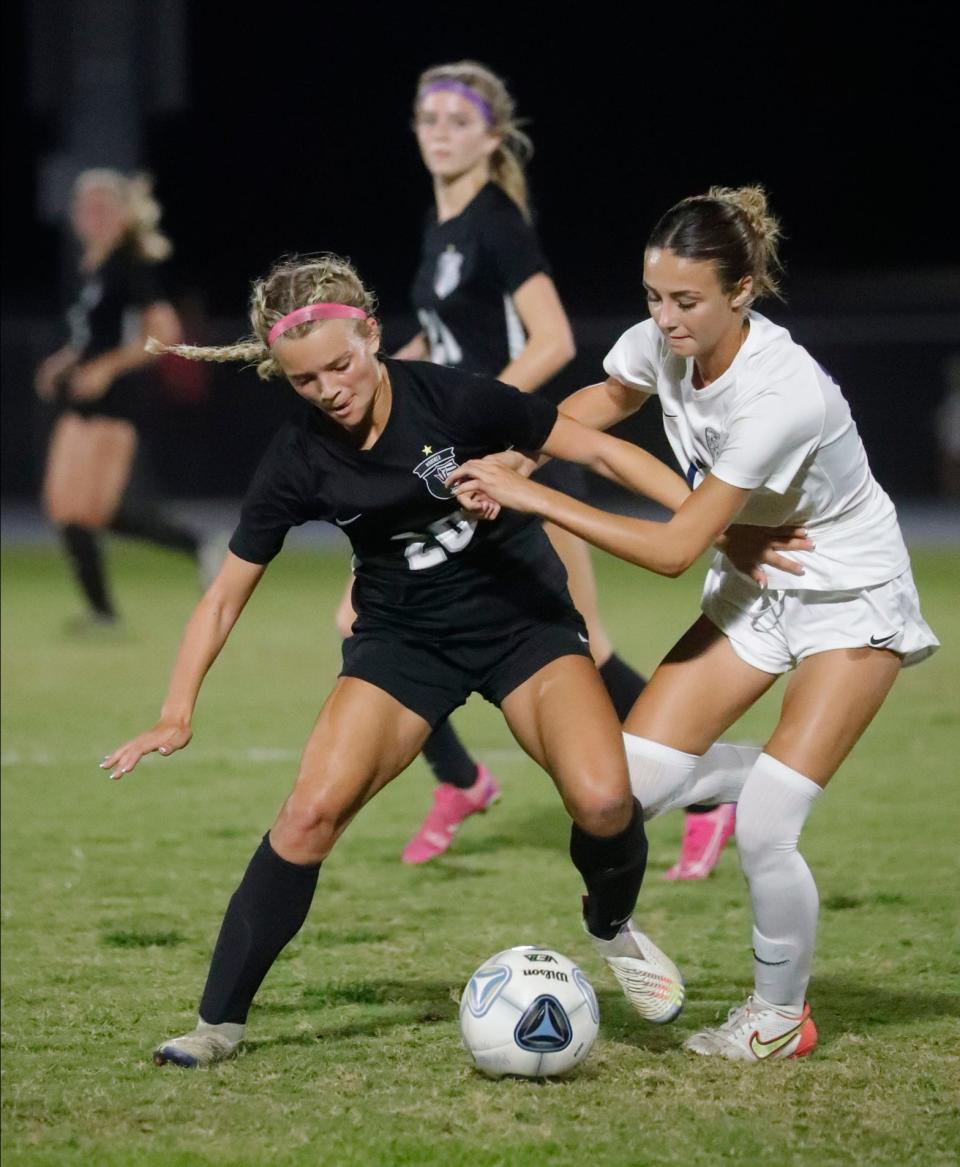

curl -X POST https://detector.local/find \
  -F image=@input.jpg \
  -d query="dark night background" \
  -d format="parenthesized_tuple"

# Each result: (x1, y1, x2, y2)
(3, 2, 959, 501)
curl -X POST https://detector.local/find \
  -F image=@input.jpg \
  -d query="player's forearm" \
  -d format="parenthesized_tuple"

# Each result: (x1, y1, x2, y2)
(158, 592, 245, 724)
(593, 442, 690, 514)
(499, 332, 575, 393)
(533, 485, 698, 577)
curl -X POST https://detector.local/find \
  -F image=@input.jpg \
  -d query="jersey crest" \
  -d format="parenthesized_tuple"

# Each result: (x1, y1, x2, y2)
(413, 446, 460, 500)
(434, 245, 464, 300)
(704, 426, 725, 462)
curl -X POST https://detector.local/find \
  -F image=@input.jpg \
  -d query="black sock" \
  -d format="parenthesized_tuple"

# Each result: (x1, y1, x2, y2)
(687, 805, 715, 814)
(421, 719, 477, 788)
(109, 500, 199, 557)
(598, 653, 647, 722)
(61, 524, 115, 618)
(198, 833, 321, 1025)
(570, 798, 648, 940)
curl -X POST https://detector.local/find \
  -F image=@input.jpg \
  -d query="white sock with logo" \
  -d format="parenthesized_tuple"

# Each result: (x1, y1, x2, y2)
(622, 733, 761, 820)
(736, 754, 823, 1012)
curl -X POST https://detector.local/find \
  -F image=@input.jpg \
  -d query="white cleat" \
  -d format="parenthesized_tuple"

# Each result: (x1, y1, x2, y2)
(153, 1020, 244, 1068)
(684, 994, 817, 1062)
(590, 917, 685, 1023)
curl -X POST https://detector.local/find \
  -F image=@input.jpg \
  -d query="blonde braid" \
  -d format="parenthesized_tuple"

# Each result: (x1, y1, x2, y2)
(147, 254, 378, 381)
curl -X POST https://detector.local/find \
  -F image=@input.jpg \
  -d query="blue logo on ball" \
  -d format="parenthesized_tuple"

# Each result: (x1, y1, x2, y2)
(514, 995, 572, 1051)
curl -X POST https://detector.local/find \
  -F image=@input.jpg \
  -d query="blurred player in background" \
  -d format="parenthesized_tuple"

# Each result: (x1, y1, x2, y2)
(34, 170, 220, 630)
(102, 253, 697, 1067)
(449, 185, 940, 1062)
(339, 61, 731, 872)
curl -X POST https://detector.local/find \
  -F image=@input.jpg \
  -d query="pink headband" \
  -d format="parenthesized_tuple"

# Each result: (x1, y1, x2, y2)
(267, 303, 367, 347)
(419, 80, 494, 125)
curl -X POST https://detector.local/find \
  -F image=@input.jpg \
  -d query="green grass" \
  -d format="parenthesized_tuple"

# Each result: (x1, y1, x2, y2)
(2, 543, 959, 1167)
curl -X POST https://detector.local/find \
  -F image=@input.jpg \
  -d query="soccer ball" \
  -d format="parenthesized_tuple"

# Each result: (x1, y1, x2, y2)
(459, 946, 600, 1078)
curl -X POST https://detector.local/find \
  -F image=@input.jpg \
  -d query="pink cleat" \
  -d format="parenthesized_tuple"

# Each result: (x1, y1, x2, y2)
(664, 803, 736, 881)
(402, 765, 502, 864)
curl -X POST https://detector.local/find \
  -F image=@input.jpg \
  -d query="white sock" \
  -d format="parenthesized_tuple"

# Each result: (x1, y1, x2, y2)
(736, 754, 823, 1013)
(622, 734, 761, 820)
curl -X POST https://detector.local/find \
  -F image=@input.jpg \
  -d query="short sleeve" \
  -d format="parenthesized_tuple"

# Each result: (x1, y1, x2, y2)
(229, 426, 318, 564)
(602, 320, 661, 393)
(484, 204, 549, 294)
(449, 374, 558, 452)
(711, 382, 825, 494)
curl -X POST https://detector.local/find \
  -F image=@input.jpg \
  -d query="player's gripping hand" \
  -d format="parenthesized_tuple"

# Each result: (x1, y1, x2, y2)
(719, 525, 815, 587)
(448, 458, 539, 515)
(100, 720, 193, 781)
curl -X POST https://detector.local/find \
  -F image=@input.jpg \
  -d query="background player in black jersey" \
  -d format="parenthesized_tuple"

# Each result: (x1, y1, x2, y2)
(336, 61, 732, 872)
(101, 254, 693, 1068)
(34, 169, 220, 631)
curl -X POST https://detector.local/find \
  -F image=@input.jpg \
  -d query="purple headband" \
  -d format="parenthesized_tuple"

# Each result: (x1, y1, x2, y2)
(267, 303, 367, 348)
(419, 80, 493, 126)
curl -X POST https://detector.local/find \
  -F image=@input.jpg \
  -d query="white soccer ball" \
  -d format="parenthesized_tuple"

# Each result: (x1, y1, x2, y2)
(459, 945, 600, 1078)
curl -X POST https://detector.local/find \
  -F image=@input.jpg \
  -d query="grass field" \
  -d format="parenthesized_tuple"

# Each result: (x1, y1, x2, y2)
(2, 542, 959, 1167)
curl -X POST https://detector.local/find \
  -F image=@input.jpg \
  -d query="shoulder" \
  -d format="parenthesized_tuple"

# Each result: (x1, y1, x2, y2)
(737, 314, 825, 430)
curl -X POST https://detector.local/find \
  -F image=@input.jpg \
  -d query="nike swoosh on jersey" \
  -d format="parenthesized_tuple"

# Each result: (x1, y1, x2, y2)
(334, 514, 363, 527)
(577, 633, 589, 644)
(749, 1020, 804, 1059)
(869, 631, 898, 646)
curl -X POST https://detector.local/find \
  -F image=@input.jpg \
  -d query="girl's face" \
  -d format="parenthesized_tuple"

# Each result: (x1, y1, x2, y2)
(273, 318, 383, 432)
(643, 247, 751, 362)
(414, 89, 499, 181)
(71, 184, 129, 250)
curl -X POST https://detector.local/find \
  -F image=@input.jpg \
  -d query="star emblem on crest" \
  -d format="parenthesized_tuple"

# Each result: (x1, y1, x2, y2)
(421, 445, 433, 455)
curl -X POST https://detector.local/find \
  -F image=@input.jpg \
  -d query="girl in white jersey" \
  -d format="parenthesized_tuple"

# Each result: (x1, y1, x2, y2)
(449, 186, 939, 1063)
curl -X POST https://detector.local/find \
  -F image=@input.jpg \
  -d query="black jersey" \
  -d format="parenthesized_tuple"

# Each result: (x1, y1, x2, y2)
(410, 183, 548, 378)
(65, 244, 168, 361)
(230, 358, 570, 638)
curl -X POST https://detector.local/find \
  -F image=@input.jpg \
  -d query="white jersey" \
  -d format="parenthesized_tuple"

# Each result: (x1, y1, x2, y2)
(603, 312, 910, 591)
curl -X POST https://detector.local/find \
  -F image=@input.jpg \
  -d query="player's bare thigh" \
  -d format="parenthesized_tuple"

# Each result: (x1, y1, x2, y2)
(766, 646, 901, 786)
(623, 615, 779, 754)
(500, 654, 631, 836)
(42, 414, 137, 526)
(271, 677, 432, 864)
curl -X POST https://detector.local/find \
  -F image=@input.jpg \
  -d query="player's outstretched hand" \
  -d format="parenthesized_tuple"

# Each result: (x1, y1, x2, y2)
(448, 458, 540, 515)
(720, 525, 815, 586)
(100, 721, 192, 780)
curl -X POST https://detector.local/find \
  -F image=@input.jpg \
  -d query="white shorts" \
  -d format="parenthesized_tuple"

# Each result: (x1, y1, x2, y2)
(701, 563, 940, 675)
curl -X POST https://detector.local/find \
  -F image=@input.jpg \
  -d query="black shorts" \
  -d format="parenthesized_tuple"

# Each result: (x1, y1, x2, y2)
(55, 375, 143, 424)
(531, 459, 591, 502)
(339, 610, 592, 728)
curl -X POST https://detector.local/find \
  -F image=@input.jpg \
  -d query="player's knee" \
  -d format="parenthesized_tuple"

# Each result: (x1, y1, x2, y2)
(567, 780, 633, 837)
(735, 800, 793, 880)
(275, 786, 344, 860)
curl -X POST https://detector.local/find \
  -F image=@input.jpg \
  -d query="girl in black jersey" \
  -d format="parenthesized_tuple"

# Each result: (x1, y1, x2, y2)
(102, 254, 691, 1068)
(35, 170, 217, 630)
(338, 62, 709, 870)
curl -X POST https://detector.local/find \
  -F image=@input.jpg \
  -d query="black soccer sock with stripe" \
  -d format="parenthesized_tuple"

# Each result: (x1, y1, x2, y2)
(61, 524, 116, 618)
(570, 797, 648, 940)
(109, 499, 200, 557)
(198, 833, 321, 1026)
(422, 718, 478, 789)
(598, 653, 647, 723)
